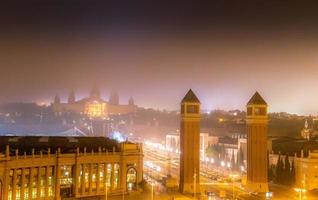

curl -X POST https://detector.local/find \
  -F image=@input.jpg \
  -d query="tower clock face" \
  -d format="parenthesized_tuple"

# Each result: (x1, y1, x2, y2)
(254, 107, 266, 115)
(186, 105, 198, 114)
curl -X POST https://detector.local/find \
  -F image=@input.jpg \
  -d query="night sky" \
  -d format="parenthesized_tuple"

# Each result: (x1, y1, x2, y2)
(1, 1, 318, 114)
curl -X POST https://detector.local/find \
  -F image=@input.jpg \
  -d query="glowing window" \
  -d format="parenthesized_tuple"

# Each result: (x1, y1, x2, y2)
(186, 105, 198, 114)
(99, 164, 105, 191)
(127, 168, 137, 191)
(113, 164, 120, 189)
(92, 164, 98, 192)
(106, 164, 112, 189)
(60, 165, 72, 187)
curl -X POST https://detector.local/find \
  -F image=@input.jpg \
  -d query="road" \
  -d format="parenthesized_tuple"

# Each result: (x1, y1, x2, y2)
(143, 144, 318, 199)
(143, 145, 260, 200)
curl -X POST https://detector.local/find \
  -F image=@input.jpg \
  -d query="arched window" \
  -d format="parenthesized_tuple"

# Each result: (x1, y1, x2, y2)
(126, 168, 137, 191)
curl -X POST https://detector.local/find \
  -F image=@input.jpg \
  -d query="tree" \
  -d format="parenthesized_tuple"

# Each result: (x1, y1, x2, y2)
(290, 159, 296, 185)
(231, 149, 236, 169)
(268, 165, 274, 181)
(284, 154, 291, 185)
(275, 154, 283, 183)
(236, 147, 244, 170)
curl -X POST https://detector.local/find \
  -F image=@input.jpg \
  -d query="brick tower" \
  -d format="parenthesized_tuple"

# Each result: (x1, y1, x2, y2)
(246, 91, 269, 192)
(179, 89, 201, 194)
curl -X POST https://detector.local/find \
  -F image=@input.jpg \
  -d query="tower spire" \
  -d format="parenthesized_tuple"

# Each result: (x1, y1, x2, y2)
(90, 84, 100, 99)
(68, 88, 75, 104)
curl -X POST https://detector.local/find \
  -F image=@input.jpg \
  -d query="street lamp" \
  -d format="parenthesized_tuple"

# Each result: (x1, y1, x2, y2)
(294, 188, 306, 200)
(105, 182, 108, 200)
(193, 168, 197, 200)
(229, 174, 238, 200)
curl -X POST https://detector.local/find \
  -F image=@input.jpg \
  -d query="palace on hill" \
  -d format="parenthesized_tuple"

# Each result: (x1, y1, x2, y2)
(52, 86, 137, 118)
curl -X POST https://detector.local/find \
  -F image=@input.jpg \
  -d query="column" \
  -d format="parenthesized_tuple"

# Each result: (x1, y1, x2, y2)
(45, 166, 49, 200)
(74, 164, 79, 197)
(96, 163, 100, 194)
(2, 167, 10, 200)
(55, 165, 61, 200)
(21, 168, 25, 200)
(81, 164, 85, 194)
(138, 156, 143, 189)
(120, 162, 126, 193)
(111, 164, 115, 190)
(29, 168, 33, 200)
(37, 167, 41, 198)
(104, 163, 108, 192)
(89, 164, 92, 194)
(12, 169, 17, 200)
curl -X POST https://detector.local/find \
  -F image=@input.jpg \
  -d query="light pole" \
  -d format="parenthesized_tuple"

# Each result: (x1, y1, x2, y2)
(193, 168, 197, 200)
(151, 181, 154, 200)
(151, 165, 154, 200)
(105, 182, 108, 200)
(294, 188, 306, 200)
(229, 174, 238, 200)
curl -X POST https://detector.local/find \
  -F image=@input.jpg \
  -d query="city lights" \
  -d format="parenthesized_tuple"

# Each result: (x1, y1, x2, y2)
(1, 2, 317, 199)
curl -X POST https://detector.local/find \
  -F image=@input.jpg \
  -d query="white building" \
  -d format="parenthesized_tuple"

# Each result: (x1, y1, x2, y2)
(165, 132, 216, 160)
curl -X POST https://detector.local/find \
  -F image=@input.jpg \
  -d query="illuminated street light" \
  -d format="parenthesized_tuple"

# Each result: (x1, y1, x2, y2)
(229, 174, 239, 200)
(294, 188, 306, 200)
(227, 162, 231, 168)
(221, 161, 225, 167)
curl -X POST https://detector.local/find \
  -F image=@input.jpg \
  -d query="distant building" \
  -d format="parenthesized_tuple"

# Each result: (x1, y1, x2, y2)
(300, 119, 318, 140)
(0, 136, 143, 199)
(52, 87, 137, 118)
(165, 132, 216, 160)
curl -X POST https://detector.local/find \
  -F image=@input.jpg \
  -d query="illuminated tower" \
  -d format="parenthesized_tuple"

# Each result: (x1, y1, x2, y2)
(128, 96, 135, 106)
(109, 91, 119, 105)
(90, 85, 101, 99)
(68, 89, 75, 104)
(246, 92, 269, 192)
(179, 89, 201, 194)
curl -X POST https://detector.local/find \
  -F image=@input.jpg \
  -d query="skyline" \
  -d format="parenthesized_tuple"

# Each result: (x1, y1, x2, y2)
(1, 2, 318, 115)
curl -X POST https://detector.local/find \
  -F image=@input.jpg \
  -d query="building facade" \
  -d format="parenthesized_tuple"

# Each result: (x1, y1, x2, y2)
(0, 136, 143, 200)
(52, 87, 137, 118)
(246, 92, 269, 193)
(165, 132, 215, 160)
(295, 150, 318, 191)
(179, 89, 201, 194)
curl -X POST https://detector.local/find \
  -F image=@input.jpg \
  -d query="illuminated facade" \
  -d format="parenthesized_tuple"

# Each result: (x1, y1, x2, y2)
(179, 89, 201, 194)
(246, 92, 269, 193)
(0, 136, 143, 200)
(52, 87, 137, 118)
(165, 132, 215, 160)
(295, 150, 318, 190)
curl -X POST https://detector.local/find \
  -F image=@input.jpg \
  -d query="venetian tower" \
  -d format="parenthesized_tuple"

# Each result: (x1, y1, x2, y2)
(246, 91, 269, 192)
(179, 89, 201, 194)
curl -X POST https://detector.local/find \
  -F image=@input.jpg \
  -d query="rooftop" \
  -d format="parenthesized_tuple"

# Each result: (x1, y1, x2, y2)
(181, 89, 200, 103)
(0, 136, 120, 155)
(247, 91, 267, 105)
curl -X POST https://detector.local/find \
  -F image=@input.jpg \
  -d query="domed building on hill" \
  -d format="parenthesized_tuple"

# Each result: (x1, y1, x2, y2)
(52, 86, 136, 118)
